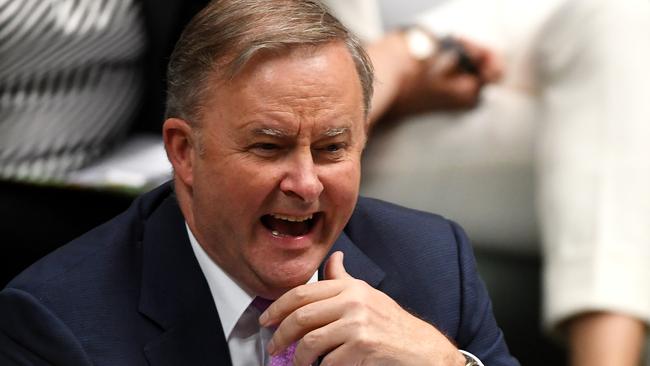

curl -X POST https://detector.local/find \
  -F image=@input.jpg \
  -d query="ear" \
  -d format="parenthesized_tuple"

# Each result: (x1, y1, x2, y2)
(163, 118, 196, 188)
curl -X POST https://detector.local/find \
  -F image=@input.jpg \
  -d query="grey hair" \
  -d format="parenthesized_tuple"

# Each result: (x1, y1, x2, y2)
(165, 0, 374, 124)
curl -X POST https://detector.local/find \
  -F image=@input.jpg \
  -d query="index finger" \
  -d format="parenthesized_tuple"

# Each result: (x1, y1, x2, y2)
(259, 279, 345, 328)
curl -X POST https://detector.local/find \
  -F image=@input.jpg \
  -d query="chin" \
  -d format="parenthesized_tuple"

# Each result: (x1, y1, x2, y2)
(256, 257, 321, 295)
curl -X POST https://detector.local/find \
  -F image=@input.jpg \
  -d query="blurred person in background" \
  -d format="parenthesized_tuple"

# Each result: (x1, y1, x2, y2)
(0, 0, 205, 181)
(330, 0, 650, 365)
(0, 0, 206, 287)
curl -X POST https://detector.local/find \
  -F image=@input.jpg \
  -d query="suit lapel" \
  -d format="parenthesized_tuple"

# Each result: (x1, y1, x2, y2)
(138, 195, 232, 366)
(320, 231, 385, 288)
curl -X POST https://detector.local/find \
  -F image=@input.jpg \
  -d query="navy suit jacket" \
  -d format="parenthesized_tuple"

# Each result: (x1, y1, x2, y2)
(0, 183, 518, 365)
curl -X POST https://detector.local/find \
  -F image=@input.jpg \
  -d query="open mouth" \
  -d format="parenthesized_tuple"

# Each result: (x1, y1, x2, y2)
(260, 212, 322, 237)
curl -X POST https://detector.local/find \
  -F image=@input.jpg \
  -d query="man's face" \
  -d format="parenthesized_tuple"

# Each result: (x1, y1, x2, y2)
(186, 42, 366, 298)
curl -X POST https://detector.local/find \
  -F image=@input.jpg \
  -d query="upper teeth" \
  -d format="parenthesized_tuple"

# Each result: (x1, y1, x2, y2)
(271, 213, 313, 222)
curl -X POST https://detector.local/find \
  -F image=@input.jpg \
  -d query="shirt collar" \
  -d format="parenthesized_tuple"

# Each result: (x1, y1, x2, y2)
(185, 223, 317, 339)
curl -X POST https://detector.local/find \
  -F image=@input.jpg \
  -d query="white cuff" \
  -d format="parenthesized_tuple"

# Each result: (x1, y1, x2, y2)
(459, 350, 484, 366)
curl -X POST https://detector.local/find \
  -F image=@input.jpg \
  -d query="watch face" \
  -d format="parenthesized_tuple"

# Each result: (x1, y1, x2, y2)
(405, 27, 436, 60)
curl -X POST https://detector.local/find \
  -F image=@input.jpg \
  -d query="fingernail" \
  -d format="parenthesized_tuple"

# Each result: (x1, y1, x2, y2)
(267, 339, 276, 355)
(259, 311, 269, 326)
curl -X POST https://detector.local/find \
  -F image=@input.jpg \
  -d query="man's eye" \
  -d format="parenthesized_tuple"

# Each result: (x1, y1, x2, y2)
(250, 143, 281, 156)
(255, 143, 278, 150)
(325, 144, 342, 152)
(316, 143, 347, 156)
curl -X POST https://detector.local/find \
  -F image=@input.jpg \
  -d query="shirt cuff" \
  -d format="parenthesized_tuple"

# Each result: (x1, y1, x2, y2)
(459, 350, 484, 366)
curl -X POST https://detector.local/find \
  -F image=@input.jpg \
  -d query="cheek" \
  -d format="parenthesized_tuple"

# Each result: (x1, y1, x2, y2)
(202, 155, 277, 196)
(322, 162, 360, 206)
(192, 159, 262, 226)
(213, 163, 288, 227)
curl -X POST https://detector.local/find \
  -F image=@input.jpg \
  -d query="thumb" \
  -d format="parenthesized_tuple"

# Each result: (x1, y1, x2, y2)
(324, 251, 351, 280)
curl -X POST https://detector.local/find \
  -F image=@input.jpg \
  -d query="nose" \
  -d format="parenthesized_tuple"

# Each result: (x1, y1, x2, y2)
(279, 149, 324, 203)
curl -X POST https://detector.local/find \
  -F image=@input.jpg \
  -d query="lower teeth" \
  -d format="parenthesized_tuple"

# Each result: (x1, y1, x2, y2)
(271, 230, 280, 236)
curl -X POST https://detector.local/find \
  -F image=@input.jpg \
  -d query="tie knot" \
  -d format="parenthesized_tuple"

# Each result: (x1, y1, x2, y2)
(251, 296, 273, 313)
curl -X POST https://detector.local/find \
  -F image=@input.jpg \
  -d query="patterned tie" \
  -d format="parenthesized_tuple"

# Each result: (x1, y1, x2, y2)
(252, 297, 297, 366)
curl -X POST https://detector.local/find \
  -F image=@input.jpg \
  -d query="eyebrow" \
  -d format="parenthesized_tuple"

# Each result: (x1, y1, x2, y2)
(252, 128, 289, 137)
(251, 126, 351, 138)
(322, 127, 350, 137)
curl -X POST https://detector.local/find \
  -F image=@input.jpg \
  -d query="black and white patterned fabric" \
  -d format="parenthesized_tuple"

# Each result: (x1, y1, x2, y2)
(0, 0, 146, 181)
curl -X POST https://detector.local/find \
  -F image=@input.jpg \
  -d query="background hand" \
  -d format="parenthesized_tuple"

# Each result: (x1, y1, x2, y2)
(367, 31, 502, 125)
(390, 35, 502, 117)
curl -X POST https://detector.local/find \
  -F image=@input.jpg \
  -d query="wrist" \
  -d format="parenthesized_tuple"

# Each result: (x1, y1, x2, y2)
(387, 31, 423, 88)
(366, 31, 419, 124)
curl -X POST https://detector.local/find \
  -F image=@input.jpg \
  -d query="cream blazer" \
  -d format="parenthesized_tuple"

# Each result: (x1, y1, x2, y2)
(328, 0, 650, 332)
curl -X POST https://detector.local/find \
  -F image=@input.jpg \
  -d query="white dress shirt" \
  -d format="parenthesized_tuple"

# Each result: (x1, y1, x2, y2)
(186, 224, 317, 366)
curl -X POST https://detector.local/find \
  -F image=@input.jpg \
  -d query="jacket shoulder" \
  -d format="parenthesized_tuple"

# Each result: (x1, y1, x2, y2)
(348, 196, 463, 246)
(345, 196, 467, 301)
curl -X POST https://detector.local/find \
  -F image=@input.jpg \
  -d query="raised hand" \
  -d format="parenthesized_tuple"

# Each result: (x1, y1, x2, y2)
(259, 251, 465, 366)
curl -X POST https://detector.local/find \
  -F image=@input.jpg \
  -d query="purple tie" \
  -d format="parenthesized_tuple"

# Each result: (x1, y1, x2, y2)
(252, 297, 297, 366)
